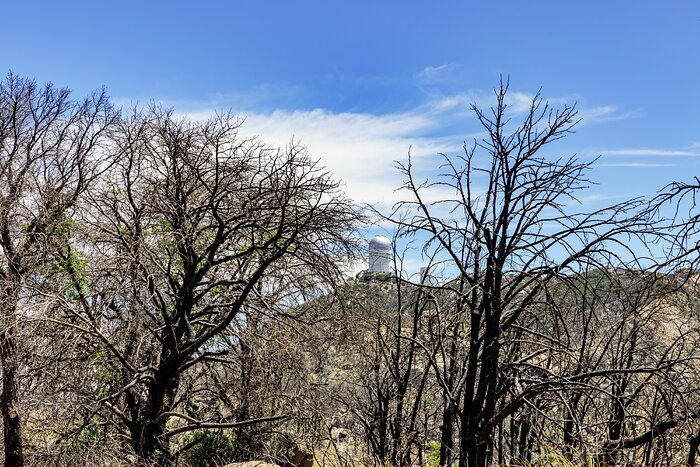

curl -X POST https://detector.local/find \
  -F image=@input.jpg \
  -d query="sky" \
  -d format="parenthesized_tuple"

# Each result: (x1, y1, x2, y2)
(2, 1, 700, 272)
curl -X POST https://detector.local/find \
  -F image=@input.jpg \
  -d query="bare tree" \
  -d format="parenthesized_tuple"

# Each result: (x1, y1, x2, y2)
(382, 79, 661, 467)
(649, 177, 700, 466)
(499, 265, 700, 465)
(332, 243, 439, 467)
(53, 108, 361, 465)
(0, 73, 113, 466)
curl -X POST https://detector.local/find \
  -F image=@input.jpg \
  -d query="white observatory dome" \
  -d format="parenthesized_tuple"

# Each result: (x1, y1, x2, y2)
(368, 235, 393, 273)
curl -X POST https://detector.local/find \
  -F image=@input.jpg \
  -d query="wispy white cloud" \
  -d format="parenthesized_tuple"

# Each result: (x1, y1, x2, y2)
(602, 149, 700, 157)
(577, 105, 639, 124)
(210, 108, 461, 206)
(427, 93, 474, 112)
(595, 162, 676, 168)
(427, 90, 631, 126)
(416, 64, 458, 84)
(506, 92, 541, 113)
(576, 194, 630, 203)
(430, 90, 545, 114)
(165, 83, 634, 207)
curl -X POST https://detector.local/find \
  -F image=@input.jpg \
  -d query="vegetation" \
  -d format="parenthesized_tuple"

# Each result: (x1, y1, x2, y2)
(1, 73, 700, 467)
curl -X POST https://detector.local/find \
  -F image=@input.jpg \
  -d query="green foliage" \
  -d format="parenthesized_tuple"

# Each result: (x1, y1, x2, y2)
(426, 441, 441, 467)
(45, 246, 90, 301)
(177, 430, 238, 467)
(90, 349, 124, 398)
(79, 421, 103, 447)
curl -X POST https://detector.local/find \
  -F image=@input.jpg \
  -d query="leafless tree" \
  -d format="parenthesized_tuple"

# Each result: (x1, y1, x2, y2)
(499, 265, 700, 465)
(331, 242, 441, 466)
(381, 79, 668, 467)
(648, 176, 700, 466)
(0, 73, 114, 466)
(52, 108, 361, 465)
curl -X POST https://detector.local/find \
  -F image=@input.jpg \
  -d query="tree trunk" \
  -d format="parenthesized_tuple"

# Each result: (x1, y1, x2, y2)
(460, 386, 493, 467)
(136, 417, 169, 467)
(563, 392, 582, 460)
(459, 335, 499, 466)
(132, 361, 179, 466)
(0, 279, 23, 467)
(0, 328, 23, 467)
(439, 403, 455, 466)
(688, 432, 700, 466)
(602, 390, 626, 466)
(518, 411, 532, 463)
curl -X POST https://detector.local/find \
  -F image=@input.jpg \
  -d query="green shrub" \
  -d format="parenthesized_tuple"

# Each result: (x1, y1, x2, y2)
(426, 441, 441, 467)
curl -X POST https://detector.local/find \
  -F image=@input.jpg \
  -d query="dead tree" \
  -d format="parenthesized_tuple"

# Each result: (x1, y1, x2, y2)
(650, 177, 700, 466)
(0, 73, 113, 467)
(333, 241, 439, 467)
(54, 108, 361, 466)
(384, 79, 657, 467)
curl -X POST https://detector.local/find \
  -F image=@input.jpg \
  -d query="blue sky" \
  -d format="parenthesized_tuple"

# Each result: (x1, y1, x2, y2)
(2, 1, 700, 237)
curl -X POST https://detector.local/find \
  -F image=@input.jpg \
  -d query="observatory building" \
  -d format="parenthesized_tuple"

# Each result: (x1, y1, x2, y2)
(368, 235, 393, 273)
